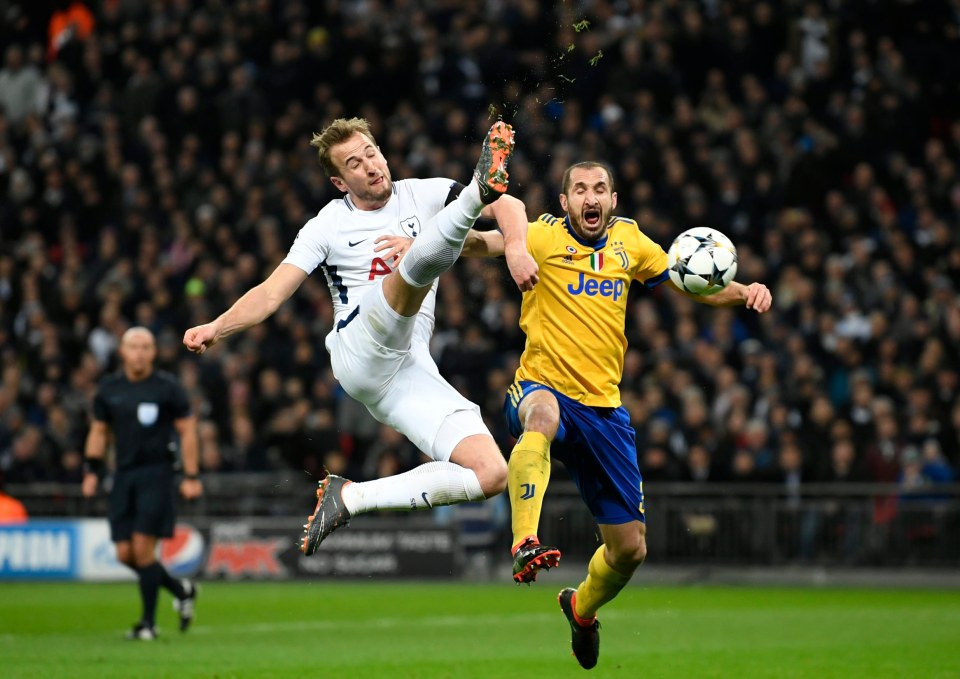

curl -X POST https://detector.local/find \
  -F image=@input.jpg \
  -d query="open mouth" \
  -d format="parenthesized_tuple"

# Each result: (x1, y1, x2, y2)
(371, 176, 384, 186)
(583, 209, 601, 227)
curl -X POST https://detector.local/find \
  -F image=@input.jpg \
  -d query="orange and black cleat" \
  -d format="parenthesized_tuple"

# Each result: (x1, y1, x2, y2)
(558, 587, 600, 670)
(512, 536, 561, 584)
(474, 120, 516, 204)
(301, 472, 352, 556)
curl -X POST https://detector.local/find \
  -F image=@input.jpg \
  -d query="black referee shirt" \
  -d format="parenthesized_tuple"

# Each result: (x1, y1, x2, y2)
(92, 370, 191, 470)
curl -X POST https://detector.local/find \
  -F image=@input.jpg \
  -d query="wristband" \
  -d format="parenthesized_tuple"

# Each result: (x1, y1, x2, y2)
(84, 457, 105, 477)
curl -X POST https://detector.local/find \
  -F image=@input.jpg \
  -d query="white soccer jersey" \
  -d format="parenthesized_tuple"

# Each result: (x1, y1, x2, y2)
(282, 177, 457, 346)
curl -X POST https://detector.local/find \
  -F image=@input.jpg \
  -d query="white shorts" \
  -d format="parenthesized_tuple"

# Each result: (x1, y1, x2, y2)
(325, 291, 491, 461)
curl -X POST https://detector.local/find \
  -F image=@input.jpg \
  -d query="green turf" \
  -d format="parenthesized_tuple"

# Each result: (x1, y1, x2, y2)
(1, 581, 958, 678)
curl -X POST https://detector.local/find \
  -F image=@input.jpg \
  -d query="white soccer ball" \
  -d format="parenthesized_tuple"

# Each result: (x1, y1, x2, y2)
(667, 227, 738, 296)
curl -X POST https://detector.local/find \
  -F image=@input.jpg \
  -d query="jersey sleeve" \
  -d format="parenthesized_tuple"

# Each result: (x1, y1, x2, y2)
(526, 214, 558, 265)
(632, 228, 670, 287)
(282, 215, 330, 275)
(170, 380, 191, 420)
(444, 181, 467, 206)
(92, 387, 110, 423)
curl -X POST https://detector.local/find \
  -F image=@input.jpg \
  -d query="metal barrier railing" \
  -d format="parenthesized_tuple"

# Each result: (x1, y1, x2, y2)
(541, 482, 960, 567)
(8, 478, 960, 567)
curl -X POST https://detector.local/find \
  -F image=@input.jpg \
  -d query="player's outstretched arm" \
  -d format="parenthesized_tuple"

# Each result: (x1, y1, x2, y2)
(461, 229, 506, 257)
(482, 194, 538, 291)
(183, 263, 307, 354)
(665, 279, 773, 313)
(374, 226, 529, 271)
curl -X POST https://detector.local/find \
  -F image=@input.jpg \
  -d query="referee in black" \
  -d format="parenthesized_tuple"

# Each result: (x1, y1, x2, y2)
(82, 327, 202, 640)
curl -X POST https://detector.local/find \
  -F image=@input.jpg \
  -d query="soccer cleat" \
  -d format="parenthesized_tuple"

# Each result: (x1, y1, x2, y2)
(125, 623, 157, 641)
(558, 588, 600, 670)
(512, 537, 561, 584)
(301, 473, 352, 556)
(173, 579, 198, 632)
(474, 120, 515, 204)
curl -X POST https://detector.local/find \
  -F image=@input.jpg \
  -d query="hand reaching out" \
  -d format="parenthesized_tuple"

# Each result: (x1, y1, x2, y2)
(743, 282, 773, 313)
(374, 235, 413, 267)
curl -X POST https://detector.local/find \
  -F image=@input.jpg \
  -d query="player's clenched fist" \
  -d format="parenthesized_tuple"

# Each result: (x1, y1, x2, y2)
(183, 323, 220, 354)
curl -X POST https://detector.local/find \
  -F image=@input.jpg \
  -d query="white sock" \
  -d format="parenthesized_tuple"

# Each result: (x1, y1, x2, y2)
(398, 182, 484, 288)
(340, 461, 486, 514)
(456, 180, 484, 215)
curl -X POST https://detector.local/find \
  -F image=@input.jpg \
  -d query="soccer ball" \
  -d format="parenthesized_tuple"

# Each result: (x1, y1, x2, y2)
(667, 227, 738, 296)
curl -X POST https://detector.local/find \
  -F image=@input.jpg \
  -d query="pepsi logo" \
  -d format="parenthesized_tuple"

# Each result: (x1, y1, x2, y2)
(160, 524, 205, 576)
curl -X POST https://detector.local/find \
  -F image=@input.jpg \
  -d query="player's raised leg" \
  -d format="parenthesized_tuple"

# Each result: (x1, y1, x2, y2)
(391, 120, 515, 300)
(560, 521, 646, 669)
(509, 387, 561, 583)
(326, 121, 516, 392)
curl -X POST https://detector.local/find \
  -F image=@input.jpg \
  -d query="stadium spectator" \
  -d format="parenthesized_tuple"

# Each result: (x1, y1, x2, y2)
(0, 0, 956, 504)
(0, 45, 44, 126)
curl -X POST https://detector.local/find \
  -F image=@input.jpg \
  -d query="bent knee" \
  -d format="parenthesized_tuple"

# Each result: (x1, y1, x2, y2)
(469, 449, 507, 497)
(451, 436, 508, 496)
(523, 403, 560, 437)
(477, 454, 508, 496)
(609, 539, 647, 571)
(633, 540, 648, 565)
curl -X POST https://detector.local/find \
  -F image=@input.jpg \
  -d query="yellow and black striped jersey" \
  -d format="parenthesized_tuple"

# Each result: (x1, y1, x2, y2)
(513, 213, 669, 407)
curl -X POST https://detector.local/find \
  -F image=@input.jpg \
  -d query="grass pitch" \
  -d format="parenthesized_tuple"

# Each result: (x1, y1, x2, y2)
(1, 581, 958, 678)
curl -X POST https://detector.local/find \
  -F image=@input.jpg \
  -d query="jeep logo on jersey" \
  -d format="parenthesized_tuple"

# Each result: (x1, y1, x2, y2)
(400, 216, 421, 238)
(567, 272, 625, 301)
(137, 402, 159, 426)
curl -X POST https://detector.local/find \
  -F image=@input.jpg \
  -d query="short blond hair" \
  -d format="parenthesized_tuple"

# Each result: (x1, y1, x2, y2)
(310, 118, 378, 177)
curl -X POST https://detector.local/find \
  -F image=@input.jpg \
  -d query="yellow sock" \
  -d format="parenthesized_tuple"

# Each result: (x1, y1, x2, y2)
(507, 431, 551, 549)
(574, 545, 632, 620)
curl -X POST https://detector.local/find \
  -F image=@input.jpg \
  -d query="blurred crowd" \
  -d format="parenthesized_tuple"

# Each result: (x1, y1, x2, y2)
(1, 0, 959, 498)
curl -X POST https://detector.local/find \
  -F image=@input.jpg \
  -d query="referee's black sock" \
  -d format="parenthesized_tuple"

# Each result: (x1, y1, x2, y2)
(136, 563, 163, 627)
(158, 563, 187, 599)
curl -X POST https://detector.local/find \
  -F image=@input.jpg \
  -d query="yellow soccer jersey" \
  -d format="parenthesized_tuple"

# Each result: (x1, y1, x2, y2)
(515, 213, 669, 407)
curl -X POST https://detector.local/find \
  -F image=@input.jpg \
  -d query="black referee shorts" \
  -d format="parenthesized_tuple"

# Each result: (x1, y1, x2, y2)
(108, 464, 177, 542)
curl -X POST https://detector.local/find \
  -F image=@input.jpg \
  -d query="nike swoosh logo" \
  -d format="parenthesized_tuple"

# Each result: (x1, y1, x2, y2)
(348, 239, 368, 247)
(421, 492, 432, 509)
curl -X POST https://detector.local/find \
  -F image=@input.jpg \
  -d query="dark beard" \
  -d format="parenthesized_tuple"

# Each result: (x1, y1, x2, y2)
(569, 213, 607, 242)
